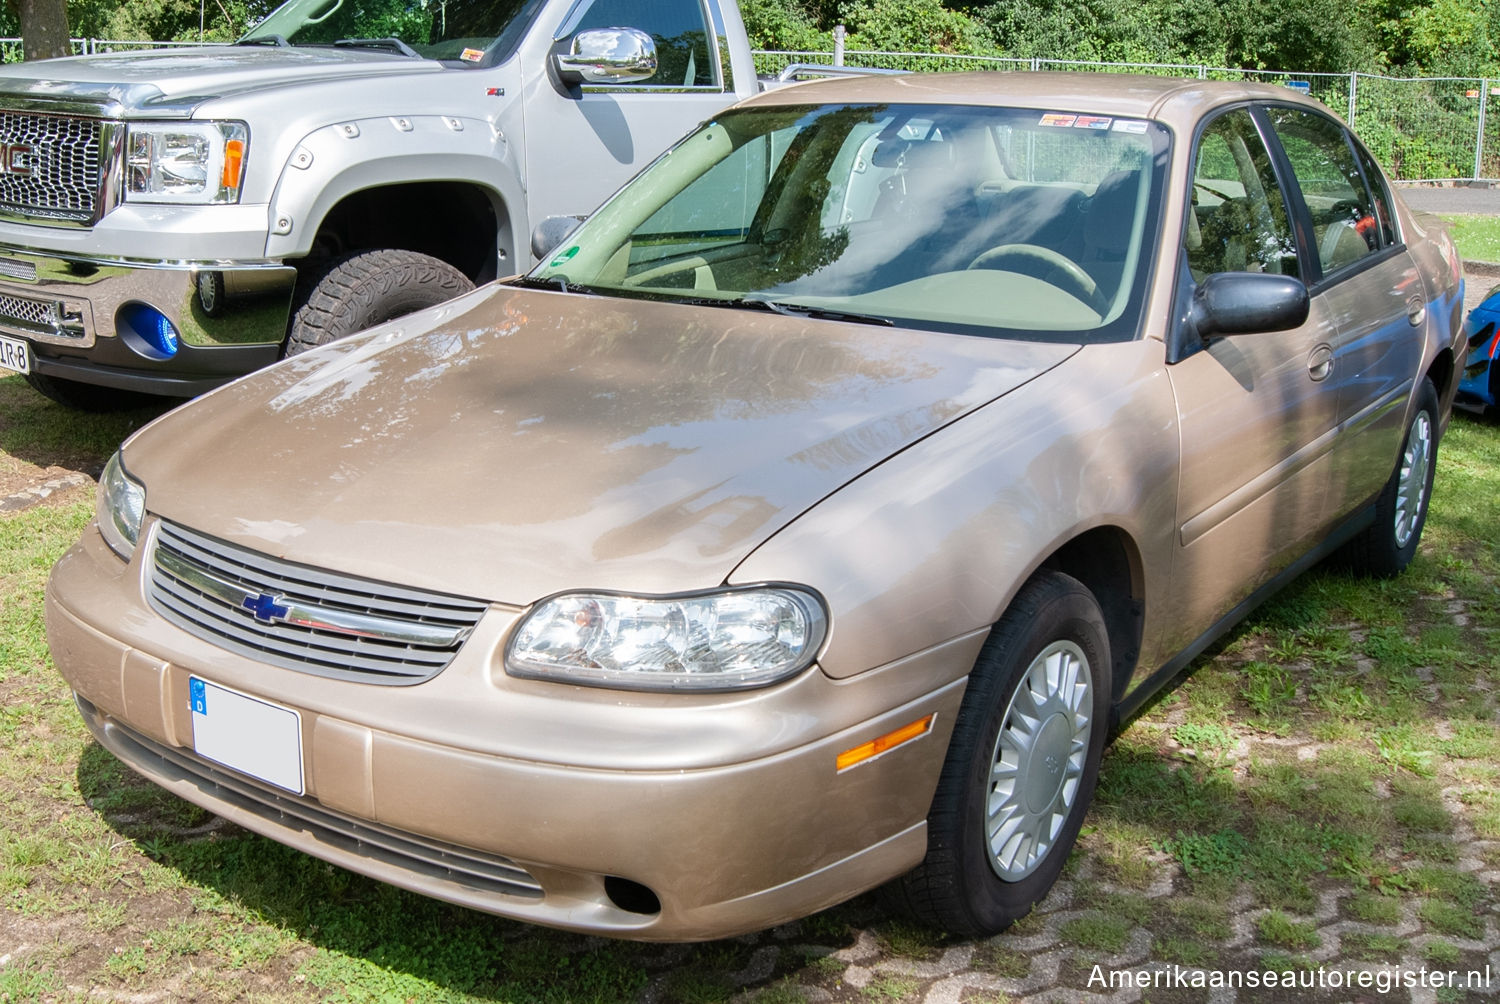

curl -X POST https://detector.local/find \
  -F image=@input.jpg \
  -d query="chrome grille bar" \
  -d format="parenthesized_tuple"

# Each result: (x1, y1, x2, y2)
(149, 521, 489, 684)
(0, 111, 104, 223)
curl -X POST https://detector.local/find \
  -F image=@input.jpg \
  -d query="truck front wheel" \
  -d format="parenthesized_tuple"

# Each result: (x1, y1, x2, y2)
(286, 249, 474, 355)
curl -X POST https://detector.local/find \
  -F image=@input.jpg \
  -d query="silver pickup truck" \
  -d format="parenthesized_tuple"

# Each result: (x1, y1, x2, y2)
(0, 0, 759, 407)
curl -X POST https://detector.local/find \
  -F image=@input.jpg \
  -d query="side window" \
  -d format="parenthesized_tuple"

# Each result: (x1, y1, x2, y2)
(568, 0, 714, 87)
(1187, 109, 1299, 280)
(1353, 142, 1399, 248)
(1266, 106, 1383, 276)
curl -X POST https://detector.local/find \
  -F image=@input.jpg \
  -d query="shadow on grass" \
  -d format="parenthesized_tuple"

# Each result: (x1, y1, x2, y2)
(0, 375, 174, 473)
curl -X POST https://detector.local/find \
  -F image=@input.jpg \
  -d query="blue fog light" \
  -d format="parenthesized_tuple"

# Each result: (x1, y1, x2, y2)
(117, 302, 181, 360)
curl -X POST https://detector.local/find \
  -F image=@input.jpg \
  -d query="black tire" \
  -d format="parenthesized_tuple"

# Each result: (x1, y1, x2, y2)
(896, 570, 1111, 936)
(1339, 378, 1439, 578)
(23, 372, 154, 412)
(285, 249, 474, 356)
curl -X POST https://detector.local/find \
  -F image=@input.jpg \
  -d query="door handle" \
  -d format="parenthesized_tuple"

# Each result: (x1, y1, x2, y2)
(1308, 343, 1333, 382)
(1407, 295, 1426, 326)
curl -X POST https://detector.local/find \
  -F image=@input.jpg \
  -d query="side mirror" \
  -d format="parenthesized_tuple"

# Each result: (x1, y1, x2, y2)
(531, 215, 585, 261)
(554, 28, 658, 85)
(1191, 272, 1309, 337)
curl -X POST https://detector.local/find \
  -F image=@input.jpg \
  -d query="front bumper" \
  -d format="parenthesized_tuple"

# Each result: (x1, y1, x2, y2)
(46, 523, 973, 941)
(0, 246, 292, 395)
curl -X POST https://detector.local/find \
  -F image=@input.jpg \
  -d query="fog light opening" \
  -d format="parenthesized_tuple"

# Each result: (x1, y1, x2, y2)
(116, 302, 181, 360)
(604, 876, 661, 916)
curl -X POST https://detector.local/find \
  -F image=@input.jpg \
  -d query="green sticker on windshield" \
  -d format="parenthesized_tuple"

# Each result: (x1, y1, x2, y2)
(549, 245, 580, 268)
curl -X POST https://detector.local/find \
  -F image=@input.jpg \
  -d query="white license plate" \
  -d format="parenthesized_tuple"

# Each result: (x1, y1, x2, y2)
(189, 677, 304, 794)
(0, 334, 29, 375)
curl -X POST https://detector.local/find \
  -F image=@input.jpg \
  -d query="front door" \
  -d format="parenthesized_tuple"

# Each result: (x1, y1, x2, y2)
(1161, 106, 1342, 656)
(520, 0, 737, 253)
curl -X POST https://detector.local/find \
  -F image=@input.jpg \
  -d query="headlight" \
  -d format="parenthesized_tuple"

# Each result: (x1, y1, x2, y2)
(97, 452, 145, 561)
(125, 122, 247, 204)
(506, 587, 827, 692)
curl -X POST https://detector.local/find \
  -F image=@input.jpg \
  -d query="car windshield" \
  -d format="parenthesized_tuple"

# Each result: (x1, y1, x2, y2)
(241, 0, 546, 63)
(531, 102, 1170, 341)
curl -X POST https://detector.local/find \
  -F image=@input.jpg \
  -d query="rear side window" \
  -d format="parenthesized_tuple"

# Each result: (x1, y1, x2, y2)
(1266, 106, 1386, 276)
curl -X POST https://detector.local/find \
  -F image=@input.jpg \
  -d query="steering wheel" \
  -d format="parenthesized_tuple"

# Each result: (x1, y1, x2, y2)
(966, 243, 1107, 314)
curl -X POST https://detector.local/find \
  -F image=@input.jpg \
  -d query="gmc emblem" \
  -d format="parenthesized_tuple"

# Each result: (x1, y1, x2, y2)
(0, 143, 38, 177)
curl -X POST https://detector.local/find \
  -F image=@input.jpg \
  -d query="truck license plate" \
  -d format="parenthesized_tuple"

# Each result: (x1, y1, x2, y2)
(189, 677, 304, 794)
(0, 335, 29, 375)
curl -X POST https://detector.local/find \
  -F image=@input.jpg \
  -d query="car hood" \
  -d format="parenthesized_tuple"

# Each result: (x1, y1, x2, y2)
(0, 48, 440, 116)
(126, 285, 1077, 604)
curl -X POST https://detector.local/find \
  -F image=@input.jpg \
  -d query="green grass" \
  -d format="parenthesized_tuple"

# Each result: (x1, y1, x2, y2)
(1443, 212, 1500, 262)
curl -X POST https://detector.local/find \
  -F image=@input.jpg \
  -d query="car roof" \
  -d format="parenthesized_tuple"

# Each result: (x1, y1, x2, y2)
(744, 71, 1334, 132)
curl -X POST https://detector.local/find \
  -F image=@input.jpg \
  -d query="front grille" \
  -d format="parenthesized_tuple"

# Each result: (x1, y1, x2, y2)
(149, 521, 490, 685)
(80, 696, 544, 901)
(0, 111, 103, 223)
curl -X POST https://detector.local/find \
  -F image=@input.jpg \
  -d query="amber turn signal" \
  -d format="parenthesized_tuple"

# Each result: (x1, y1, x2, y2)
(836, 714, 935, 772)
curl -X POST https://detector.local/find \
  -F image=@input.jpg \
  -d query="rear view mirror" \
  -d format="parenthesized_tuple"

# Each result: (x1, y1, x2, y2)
(531, 215, 585, 261)
(554, 28, 658, 85)
(1191, 272, 1310, 337)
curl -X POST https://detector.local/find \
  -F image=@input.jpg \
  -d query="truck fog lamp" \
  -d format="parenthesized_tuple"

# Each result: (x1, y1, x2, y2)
(117, 303, 181, 360)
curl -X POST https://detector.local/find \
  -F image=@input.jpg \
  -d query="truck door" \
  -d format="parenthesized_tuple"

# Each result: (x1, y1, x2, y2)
(521, 0, 738, 246)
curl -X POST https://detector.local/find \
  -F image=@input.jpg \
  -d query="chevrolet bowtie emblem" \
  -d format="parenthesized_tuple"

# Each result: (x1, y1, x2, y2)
(241, 591, 290, 623)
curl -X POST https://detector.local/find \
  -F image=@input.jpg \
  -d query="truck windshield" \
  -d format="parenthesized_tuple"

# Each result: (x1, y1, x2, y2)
(529, 103, 1170, 343)
(241, 0, 546, 63)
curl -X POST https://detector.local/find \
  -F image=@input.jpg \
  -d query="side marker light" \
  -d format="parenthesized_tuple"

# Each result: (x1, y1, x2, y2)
(836, 714, 936, 772)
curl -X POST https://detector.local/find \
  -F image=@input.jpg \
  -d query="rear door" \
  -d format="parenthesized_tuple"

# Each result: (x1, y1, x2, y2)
(1261, 105, 1425, 514)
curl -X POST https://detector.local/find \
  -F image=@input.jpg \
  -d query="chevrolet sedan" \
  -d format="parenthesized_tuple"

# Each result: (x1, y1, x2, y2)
(47, 72, 1464, 941)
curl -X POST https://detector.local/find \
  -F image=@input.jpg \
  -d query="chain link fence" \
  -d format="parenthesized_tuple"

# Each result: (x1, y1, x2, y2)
(756, 49, 1498, 182)
(0, 38, 1491, 181)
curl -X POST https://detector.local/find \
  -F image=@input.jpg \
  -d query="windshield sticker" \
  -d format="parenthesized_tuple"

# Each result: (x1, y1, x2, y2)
(549, 246, 580, 268)
(1111, 119, 1150, 134)
(1074, 116, 1113, 130)
(1039, 114, 1077, 128)
(461, 48, 485, 62)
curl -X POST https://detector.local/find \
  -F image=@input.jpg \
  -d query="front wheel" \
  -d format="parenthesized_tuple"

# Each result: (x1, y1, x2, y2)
(1338, 379, 1439, 578)
(896, 570, 1111, 936)
(285, 249, 474, 356)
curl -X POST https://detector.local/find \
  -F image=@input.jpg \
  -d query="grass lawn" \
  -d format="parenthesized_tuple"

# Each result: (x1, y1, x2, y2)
(1442, 212, 1500, 264)
(1, 358, 1498, 1000)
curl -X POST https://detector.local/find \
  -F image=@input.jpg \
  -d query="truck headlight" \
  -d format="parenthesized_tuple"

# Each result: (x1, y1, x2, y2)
(125, 122, 247, 204)
(506, 587, 827, 691)
(97, 452, 146, 561)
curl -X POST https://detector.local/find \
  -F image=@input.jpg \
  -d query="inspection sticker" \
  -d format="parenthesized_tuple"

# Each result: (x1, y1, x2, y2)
(1039, 113, 1077, 127)
(461, 47, 485, 62)
(1074, 116, 1113, 130)
(1111, 119, 1150, 134)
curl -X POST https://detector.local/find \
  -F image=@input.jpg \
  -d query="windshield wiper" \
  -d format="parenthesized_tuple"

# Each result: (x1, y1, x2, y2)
(237, 34, 292, 47)
(510, 275, 600, 296)
(333, 37, 422, 57)
(732, 296, 894, 326)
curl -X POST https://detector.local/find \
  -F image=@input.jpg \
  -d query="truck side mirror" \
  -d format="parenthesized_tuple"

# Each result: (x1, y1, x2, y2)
(554, 28, 658, 85)
(531, 215, 585, 260)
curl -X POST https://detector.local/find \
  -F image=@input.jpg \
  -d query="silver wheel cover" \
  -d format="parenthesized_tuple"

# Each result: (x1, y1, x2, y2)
(986, 639, 1094, 881)
(1394, 410, 1432, 549)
